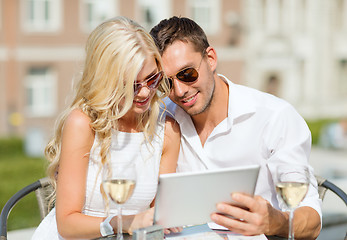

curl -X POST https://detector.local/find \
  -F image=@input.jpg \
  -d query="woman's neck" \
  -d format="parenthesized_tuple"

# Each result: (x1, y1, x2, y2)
(117, 114, 142, 133)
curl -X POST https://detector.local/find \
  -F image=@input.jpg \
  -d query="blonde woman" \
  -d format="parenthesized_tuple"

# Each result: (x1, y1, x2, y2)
(32, 16, 180, 239)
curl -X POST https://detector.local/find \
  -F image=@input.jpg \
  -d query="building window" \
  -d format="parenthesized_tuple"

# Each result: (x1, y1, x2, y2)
(138, 0, 170, 30)
(81, 0, 119, 32)
(0, 0, 2, 30)
(296, 0, 308, 33)
(338, 59, 347, 96)
(25, 67, 56, 117)
(264, 74, 281, 97)
(21, 0, 62, 32)
(334, 0, 347, 32)
(262, 0, 286, 34)
(188, 0, 220, 35)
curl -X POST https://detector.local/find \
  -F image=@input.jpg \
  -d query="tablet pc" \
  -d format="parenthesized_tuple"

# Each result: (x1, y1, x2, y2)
(154, 165, 260, 228)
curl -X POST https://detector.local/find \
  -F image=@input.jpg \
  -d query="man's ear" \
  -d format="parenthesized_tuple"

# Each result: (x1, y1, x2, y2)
(205, 46, 217, 72)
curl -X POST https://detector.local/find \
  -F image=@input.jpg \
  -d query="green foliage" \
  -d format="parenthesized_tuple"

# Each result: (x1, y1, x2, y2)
(0, 138, 47, 231)
(0, 137, 24, 156)
(306, 119, 337, 145)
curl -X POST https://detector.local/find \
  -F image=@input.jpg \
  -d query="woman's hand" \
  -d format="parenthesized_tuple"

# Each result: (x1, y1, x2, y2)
(119, 207, 183, 235)
(121, 208, 155, 234)
(164, 226, 183, 234)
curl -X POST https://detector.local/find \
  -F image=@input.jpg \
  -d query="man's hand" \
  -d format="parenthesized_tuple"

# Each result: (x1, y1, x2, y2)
(210, 193, 286, 236)
(210, 193, 321, 239)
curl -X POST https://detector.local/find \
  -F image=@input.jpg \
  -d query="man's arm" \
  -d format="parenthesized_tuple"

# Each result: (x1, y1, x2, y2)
(210, 193, 321, 239)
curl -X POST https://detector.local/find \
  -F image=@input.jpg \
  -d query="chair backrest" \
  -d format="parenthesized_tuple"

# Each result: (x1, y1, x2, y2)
(315, 175, 347, 205)
(0, 177, 53, 240)
(316, 175, 329, 200)
(35, 178, 54, 219)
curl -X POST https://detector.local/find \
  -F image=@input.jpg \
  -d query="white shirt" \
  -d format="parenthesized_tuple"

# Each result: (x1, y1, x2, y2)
(165, 75, 322, 218)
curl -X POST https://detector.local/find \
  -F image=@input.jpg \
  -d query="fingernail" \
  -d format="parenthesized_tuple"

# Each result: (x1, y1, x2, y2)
(211, 214, 218, 221)
(216, 203, 224, 211)
(232, 193, 240, 200)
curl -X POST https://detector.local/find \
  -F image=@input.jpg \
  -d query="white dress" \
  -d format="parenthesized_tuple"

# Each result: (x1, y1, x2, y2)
(31, 121, 164, 240)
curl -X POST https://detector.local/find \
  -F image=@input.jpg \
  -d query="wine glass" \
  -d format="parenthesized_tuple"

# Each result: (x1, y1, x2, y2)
(275, 164, 310, 240)
(102, 162, 137, 240)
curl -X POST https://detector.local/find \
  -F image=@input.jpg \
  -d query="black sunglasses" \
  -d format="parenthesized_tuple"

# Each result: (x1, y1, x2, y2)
(134, 71, 163, 95)
(167, 56, 204, 88)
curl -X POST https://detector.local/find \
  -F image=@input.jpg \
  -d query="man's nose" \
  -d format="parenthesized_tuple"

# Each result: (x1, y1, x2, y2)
(172, 78, 189, 98)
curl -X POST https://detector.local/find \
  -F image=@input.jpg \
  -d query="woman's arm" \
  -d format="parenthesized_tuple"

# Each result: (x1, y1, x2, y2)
(56, 111, 178, 238)
(123, 117, 181, 234)
(55, 109, 105, 239)
(160, 116, 181, 175)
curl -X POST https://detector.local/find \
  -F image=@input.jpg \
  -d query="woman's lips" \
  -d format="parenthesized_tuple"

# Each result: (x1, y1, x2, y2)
(134, 97, 150, 106)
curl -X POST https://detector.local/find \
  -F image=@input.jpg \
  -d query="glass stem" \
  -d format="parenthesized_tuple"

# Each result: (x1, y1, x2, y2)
(117, 205, 123, 240)
(288, 209, 294, 240)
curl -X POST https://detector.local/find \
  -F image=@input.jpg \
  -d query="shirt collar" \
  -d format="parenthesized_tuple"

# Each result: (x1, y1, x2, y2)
(219, 74, 256, 125)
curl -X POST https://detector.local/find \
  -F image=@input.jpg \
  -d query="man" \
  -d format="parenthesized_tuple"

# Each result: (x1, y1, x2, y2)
(150, 16, 321, 239)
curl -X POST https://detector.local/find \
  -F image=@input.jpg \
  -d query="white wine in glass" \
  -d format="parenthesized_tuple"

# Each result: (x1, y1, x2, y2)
(275, 164, 309, 240)
(102, 162, 137, 240)
(103, 179, 136, 204)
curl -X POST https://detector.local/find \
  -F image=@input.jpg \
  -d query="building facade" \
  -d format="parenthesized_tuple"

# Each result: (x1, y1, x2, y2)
(243, 0, 347, 119)
(0, 0, 346, 155)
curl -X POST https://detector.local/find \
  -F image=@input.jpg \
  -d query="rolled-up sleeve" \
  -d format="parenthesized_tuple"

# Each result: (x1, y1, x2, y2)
(264, 104, 322, 221)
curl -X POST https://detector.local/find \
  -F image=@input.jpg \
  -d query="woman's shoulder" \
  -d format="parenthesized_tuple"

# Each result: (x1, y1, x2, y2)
(66, 109, 90, 125)
(64, 109, 92, 133)
(62, 109, 95, 149)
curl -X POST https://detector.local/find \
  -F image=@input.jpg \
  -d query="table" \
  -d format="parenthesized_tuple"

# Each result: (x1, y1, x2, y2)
(165, 224, 286, 239)
(95, 224, 286, 240)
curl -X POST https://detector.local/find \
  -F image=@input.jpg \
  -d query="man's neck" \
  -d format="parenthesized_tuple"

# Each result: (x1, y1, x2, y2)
(192, 75, 229, 146)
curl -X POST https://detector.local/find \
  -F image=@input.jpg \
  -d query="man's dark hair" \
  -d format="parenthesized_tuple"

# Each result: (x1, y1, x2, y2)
(150, 16, 210, 55)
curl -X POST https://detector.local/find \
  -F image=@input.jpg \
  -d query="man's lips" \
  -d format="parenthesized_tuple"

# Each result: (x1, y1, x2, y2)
(181, 92, 198, 106)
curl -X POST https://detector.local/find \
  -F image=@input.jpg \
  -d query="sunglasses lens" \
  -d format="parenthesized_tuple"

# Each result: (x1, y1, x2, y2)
(148, 72, 162, 89)
(176, 68, 198, 82)
(167, 78, 173, 89)
(134, 71, 163, 95)
(134, 84, 141, 95)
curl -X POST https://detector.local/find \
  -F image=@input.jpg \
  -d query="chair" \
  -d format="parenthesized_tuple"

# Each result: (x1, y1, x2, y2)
(0, 177, 53, 240)
(315, 175, 347, 240)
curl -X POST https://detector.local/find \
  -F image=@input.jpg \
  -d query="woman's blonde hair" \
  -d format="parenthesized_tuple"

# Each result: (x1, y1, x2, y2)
(45, 16, 170, 206)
